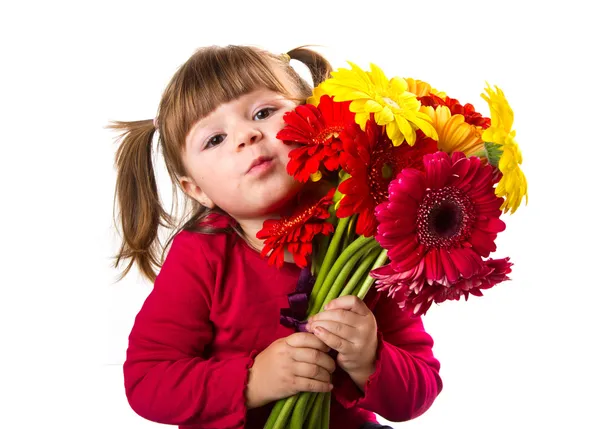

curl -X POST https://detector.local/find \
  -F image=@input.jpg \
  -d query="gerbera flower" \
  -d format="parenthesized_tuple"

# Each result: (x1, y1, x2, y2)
(276, 95, 355, 182)
(257, 189, 335, 268)
(372, 257, 512, 316)
(307, 84, 327, 106)
(421, 105, 484, 156)
(319, 62, 438, 146)
(336, 118, 438, 237)
(420, 93, 491, 128)
(371, 151, 507, 312)
(481, 83, 528, 214)
(405, 78, 436, 97)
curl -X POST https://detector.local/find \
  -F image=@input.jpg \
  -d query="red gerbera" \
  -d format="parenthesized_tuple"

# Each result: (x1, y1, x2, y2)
(276, 95, 355, 182)
(419, 93, 491, 128)
(256, 188, 335, 268)
(336, 119, 438, 237)
(371, 151, 508, 315)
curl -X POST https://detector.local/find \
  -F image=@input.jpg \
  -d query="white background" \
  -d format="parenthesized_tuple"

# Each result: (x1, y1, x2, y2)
(1, 0, 598, 427)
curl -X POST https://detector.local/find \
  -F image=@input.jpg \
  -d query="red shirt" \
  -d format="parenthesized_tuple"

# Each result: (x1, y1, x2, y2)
(123, 225, 443, 429)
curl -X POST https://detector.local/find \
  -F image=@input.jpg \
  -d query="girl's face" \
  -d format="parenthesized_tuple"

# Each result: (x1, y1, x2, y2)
(180, 86, 303, 221)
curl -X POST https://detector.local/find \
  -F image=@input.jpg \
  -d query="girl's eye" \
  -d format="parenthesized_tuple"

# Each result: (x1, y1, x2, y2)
(205, 134, 225, 148)
(253, 107, 276, 120)
(203, 108, 275, 148)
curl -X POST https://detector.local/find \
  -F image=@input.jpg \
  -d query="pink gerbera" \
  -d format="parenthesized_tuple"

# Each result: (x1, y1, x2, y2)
(371, 151, 509, 315)
(373, 257, 512, 316)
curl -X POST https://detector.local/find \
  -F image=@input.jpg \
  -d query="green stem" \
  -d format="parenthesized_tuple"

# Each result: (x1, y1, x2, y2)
(321, 392, 331, 429)
(264, 398, 285, 429)
(305, 392, 318, 417)
(272, 395, 299, 429)
(305, 392, 323, 429)
(319, 239, 378, 312)
(356, 249, 389, 300)
(341, 214, 357, 250)
(289, 392, 312, 429)
(309, 216, 350, 305)
(310, 235, 374, 315)
(296, 392, 319, 429)
(310, 172, 350, 305)
(339, 245, 381, 297)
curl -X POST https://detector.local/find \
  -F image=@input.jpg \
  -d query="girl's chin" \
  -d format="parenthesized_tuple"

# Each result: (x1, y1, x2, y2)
(227, 178, 303, 219)
(264, 188, 302, 215)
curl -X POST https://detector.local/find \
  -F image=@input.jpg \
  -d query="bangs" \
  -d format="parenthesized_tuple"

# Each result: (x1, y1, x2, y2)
(160, 46, 292, 151)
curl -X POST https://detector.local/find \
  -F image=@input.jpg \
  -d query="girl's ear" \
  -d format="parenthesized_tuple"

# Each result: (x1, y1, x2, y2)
(179, 176, 216, 209)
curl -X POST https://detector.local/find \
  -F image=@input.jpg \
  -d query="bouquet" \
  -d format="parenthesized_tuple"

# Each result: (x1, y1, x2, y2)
(257, 61, 528, 429)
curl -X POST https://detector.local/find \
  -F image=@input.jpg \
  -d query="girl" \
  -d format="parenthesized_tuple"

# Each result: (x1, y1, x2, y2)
(110, 44, 442, 429)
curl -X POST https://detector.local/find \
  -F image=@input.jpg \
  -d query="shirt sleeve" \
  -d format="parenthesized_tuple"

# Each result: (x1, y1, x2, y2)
(123, 231, 255, 428)
(332, 290, 443, 422)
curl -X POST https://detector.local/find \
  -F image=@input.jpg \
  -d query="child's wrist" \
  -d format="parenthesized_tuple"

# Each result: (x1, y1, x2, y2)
(347, 362, 376, 393)
(245, 366, 266, 409)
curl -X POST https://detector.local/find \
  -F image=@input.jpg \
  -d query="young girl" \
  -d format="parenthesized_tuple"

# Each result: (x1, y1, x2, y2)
(110, 44, 442, 429)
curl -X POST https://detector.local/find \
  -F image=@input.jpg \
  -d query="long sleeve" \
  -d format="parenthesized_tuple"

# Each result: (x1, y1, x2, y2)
(123, 231, 256, 428)
(332, 290, 443, 422)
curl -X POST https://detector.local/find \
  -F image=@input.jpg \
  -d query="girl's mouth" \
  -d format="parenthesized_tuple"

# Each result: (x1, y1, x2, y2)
(247, 156, 274, 175)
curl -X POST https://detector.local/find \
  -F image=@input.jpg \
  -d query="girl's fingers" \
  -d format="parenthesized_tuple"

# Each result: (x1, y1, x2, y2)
(323, 295, 370, 316)
(293, 361, 332, 383)
(307, 320, 358, 343)
(309, 308, 360, 326)
(286, 332, 330, 352)
(312, 326, 352, 354)
(292, 347, 336, 373)
(294, 377, 334, 393)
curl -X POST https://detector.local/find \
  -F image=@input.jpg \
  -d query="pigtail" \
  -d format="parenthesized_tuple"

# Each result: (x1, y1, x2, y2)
(109, 119, 173, 283)
(286, 46, 333, 87)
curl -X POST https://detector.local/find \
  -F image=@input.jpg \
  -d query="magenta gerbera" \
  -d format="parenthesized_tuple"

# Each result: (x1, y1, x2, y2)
(371, 151, 508, 315)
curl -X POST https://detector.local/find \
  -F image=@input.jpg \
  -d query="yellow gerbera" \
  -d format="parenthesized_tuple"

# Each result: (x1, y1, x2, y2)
(307, 85, 326, 106)
(496, 140, 527, 214)
(319, 62, 438, 146)
(421, 105, 483, 156)
(481, 83, 528, 214)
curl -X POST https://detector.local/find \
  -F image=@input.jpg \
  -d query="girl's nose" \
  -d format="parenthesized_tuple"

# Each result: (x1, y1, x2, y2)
(236, 127, 263, 150)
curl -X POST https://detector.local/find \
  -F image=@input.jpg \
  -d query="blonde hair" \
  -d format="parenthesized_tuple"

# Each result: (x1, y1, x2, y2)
(109, 45, 333, 283)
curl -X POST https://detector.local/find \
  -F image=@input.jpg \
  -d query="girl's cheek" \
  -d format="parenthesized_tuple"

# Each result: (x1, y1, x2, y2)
(282, 141, 301, 152)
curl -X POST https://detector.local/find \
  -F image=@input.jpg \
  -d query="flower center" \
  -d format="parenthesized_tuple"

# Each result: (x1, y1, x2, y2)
(369, 143, 431, 206)
(416, 186, 476, 248)
(381, 163, 393, 179)
(369, 149, 395, 205)
(382, 97, 400, 110)
(315, 126, 344, 145)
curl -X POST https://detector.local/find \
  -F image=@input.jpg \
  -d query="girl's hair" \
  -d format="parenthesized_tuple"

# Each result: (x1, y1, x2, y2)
(109, 45, 333, 283)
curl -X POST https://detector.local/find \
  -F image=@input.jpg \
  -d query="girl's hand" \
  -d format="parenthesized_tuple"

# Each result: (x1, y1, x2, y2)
(306, 295, 378, 390)
(246, 332, 336, 409)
